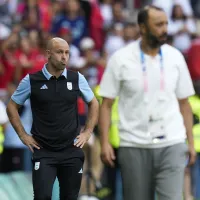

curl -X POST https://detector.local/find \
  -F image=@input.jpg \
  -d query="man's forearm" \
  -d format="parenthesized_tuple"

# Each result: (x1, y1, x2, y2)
(84, 98, 99, 133)
(179, 99, 194, 146)
(99, 102, 112, 145)
(6, 101, 27, 139)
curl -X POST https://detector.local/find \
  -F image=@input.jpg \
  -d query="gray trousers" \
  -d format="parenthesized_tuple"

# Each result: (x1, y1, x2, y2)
(118, 143, 188, 200)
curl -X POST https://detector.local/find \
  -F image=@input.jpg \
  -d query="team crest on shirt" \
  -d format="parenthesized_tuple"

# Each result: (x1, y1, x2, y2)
(35, 162, 40, 170)
(67, 82, 72, 90)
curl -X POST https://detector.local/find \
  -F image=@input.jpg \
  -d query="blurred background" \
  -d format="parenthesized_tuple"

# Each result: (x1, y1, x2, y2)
(0, 0, 200, 200)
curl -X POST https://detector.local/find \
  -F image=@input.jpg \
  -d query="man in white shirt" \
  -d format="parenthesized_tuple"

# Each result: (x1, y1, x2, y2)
(99, 5, 196, 200)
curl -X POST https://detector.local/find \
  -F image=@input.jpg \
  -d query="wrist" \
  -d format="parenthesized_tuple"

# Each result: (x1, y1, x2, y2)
(19, 132, 28, 140)
(83, 128, 93, 135)
(187, 138, 194, 146)
(101, 139, 110, 147)
(188, 143, 195, 148)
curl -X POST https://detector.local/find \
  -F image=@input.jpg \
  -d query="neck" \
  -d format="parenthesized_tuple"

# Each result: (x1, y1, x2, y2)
(46, 63, 63, 78)
(140, 38, 160, 57)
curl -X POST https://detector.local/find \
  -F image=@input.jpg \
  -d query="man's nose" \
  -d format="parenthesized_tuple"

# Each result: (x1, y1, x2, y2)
(163, 24, 168, 33)
(61, 54, 66, 60)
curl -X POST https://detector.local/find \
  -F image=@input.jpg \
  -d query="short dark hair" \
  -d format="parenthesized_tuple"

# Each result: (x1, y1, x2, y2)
(137, 5, 164, 25)
(124, 22, 137, 29)
(171, 4, 187, 21)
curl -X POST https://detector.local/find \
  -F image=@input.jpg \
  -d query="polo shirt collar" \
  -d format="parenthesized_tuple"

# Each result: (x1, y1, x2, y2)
(42, 64, 67, 80)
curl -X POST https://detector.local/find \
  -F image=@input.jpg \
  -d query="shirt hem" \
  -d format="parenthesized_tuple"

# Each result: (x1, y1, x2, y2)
(119, 139, 186, 148)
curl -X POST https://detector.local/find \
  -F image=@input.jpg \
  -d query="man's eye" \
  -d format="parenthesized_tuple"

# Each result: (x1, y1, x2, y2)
(157, 22, 167, 27)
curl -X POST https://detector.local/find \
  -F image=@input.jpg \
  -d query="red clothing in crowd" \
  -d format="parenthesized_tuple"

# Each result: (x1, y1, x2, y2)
(0, 50, 18, 89)
(187, 38, 200, 80)
(16, 48, 46, 80)
(89, 1, 104, 50)
(39, 0, 52, 32)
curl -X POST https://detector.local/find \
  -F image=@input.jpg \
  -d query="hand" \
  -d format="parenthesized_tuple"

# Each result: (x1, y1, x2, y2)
(20, 134, 41, 152)
(74, 131, 91, 148)
(188, 145, 196, 166)
(101, 142, 116, 167)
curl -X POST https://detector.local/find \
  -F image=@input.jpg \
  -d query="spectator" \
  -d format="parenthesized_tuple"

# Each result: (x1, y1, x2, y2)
(153, 0, 193, 18)
(168, 4, 197, 53)
(51, 0, 88, 47)
(187, 37, 200, 81)
(0, 0, 18, 27)
(100, 0, 113, 29)
(21, 0, 41, 32)
(89, 0, 104, 50)
(123, 22, 140, 44)
(104, 23, 125, 58)
(17, 36, 46, 79)
(39, 0, 52, 32)
(0, 32, 20, 91)
(112, 1, 125, 25)
(0, 23, 11, 41)
(28, 30, 41, 50)
(79, 37, 100, 88)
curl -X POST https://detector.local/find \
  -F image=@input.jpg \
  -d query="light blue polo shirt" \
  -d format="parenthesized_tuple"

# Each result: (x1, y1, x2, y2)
(11, 65, 94, 105)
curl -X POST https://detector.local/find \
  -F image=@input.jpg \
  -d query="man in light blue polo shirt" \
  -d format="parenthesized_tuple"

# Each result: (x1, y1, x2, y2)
(6, 37, 99, 200)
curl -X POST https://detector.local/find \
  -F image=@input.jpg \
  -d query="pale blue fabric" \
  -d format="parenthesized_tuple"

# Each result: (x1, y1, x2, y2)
(11, 65, 94, 105)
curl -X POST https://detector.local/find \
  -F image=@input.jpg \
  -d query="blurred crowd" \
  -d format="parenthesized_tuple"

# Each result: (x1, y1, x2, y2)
(0, 0, 200, 200)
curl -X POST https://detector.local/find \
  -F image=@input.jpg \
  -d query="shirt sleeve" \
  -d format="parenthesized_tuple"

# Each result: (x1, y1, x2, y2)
(78, 72, 94, 103)
(99, 53, 121, 98)
(175, 52, 195, 99)
(11, 74, 31, 105)
(0, 101, 8, 124)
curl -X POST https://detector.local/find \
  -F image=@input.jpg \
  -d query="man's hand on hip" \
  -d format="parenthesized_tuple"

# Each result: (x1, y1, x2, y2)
(20, 134, 41, 152)
(74, 130, 91, 148)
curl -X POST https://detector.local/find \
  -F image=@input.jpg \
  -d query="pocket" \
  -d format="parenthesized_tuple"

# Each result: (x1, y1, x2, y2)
(69, 146, 85, 162)
(32, 148, 39, 162)
(32, 148, 49, 161)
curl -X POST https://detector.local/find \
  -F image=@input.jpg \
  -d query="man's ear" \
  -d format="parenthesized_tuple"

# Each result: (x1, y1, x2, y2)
(46, 50, 51, 59)
(140, 24, 146, 35)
